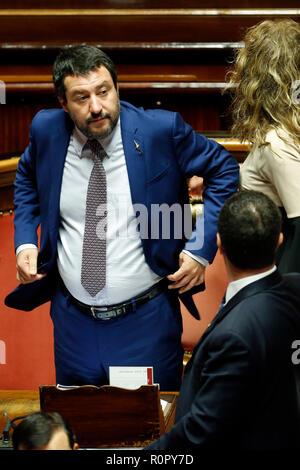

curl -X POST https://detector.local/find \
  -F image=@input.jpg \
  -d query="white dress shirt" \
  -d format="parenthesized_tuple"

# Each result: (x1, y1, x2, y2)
(57, 118, 162, 305)
(224, 266, 277, 305)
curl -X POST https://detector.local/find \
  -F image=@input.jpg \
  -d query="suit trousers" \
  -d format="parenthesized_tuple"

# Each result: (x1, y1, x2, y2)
(49, 286, 184, 391)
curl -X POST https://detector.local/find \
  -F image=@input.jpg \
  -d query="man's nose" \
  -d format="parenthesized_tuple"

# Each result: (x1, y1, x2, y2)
(89, 95, 103, 114)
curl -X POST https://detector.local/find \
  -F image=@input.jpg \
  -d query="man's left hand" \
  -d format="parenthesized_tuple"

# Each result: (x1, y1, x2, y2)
(167, 252, 206, 294)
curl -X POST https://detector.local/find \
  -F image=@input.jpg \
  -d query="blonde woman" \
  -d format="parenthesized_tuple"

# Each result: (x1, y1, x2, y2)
(227, 19, 300, 273)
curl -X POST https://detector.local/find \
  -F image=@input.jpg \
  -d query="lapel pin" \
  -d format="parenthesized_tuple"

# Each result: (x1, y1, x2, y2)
(134, 140, 142, 156)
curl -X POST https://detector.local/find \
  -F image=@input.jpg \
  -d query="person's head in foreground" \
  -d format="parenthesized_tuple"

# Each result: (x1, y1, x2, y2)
(12, 411, 79, 450)
(217, 189, 282, 273)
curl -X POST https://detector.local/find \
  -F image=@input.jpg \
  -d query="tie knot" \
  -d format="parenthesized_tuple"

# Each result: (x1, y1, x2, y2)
(82, 139, 106, 161)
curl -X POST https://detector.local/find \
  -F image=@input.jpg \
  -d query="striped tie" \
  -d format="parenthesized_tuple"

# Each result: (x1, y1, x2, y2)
(81, 139, 107, 297)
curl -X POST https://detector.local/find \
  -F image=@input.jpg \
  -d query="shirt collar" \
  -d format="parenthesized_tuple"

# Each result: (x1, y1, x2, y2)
(225, 265, 277, 305)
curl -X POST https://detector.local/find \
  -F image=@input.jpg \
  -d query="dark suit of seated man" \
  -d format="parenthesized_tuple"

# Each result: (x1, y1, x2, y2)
(146, 190, 300, 450)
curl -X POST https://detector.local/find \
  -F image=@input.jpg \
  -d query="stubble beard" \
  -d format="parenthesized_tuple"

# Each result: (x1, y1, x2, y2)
(68, 98, 120, 140)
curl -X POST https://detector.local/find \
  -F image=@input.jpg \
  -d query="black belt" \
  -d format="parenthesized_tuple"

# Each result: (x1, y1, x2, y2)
(60, 279, 167, 321)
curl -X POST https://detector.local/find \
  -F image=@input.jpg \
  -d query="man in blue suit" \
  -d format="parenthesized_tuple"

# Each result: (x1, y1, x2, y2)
(146, 191, 300, 449)
(5, 45, 239, 390)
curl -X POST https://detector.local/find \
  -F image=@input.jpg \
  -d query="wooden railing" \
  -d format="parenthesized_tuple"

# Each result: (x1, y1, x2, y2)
(1, 65, 230, 95)
(0, 0, 298, 7)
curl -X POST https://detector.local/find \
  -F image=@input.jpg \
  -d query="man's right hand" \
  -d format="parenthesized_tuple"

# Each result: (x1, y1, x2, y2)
(16, 248, 47, 284)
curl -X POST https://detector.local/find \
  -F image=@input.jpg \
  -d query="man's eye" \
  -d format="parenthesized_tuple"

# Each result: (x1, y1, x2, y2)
(75, 95, 88, 102)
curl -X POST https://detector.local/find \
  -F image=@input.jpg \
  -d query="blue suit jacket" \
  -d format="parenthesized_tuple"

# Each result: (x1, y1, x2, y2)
(146, 270, 300, 449)
(5, 101, 239, 316)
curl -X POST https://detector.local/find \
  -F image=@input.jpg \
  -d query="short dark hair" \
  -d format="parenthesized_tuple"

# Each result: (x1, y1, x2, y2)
(218, 190, 282, 269)
(12, 411, 76, 450)
(52, 44, 118, 100)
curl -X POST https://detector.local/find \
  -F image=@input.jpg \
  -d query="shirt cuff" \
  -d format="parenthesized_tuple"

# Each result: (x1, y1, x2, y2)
(182, 250, 208, 267)
(16, 244, 38, 256)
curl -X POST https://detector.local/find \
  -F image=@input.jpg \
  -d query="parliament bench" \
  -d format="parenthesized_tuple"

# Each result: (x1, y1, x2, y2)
(2, 5, 298, 156)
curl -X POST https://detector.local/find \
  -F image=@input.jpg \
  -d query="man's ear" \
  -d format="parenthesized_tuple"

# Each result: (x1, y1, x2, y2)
(217, 233, 223, 253)
(277, 232, 284, 250)
(58, 96, 68, 113)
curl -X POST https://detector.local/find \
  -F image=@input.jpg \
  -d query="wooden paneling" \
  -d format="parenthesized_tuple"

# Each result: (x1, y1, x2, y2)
(0, 95, 232, 158)
(1, 7, 298, 157)
(1, 1, 300, 7)
(1, 64, 229, 84)
(0, 103, 55, 157)
(0, 48, 234, 155)
(0, 63, 231, 94)
(0, 9, 299, 44)
(1, 0, 300, 7)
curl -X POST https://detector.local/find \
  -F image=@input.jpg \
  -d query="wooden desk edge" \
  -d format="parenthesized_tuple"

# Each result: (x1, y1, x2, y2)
(0, 389, 179, 445)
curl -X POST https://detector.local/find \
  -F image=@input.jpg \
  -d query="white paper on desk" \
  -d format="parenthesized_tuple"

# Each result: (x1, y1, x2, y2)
(56, 384, 80, 390)
(160, 399, 168, 411)
(109, 366, 153, 389)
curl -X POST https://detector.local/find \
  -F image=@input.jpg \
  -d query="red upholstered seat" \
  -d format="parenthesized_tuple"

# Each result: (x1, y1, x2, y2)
(0, 214, 55, 390)
(181, 250, 228, 352)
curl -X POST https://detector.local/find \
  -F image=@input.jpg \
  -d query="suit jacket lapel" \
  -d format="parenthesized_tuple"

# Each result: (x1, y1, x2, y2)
(120, 105, 146, 207)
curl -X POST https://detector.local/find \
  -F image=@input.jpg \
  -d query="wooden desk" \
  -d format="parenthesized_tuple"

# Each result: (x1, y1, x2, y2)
(0, 389, 178, 448)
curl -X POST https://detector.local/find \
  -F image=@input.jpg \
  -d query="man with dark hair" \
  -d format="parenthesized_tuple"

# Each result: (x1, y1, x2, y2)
(147, 190, 300, 450)
(5, 45, 239, 390)
(217, 189, 282, 269)
(52, 45, 118, 101)
(12, 412, 79, 450)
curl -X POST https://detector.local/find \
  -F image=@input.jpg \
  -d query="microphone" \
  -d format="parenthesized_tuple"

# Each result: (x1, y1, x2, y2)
(1, 412, 28, 447)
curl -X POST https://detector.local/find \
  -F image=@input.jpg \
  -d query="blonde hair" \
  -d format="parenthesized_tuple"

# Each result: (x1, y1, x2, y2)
(226, 19, 300, 147)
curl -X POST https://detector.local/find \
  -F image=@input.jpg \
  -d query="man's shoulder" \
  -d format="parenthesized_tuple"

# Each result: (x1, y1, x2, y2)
(31, 108, 68, 128)
(120, 100, 178, 128)
(120, 100, 175, 117)
(231, 275, 300, 313)
(222, 276, 300, 336)
(282, 272, 300, 285)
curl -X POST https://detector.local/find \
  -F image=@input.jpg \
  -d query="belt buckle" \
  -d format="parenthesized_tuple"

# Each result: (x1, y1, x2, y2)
(90, 306, 110, 320)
